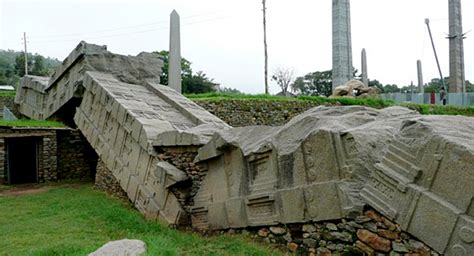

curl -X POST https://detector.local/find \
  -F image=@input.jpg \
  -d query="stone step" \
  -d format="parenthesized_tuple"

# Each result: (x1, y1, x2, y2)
(374, 162, 412, 189)
(391, 140, 413, 154)
(388, 144, 417, 163)
(384, 150, 415, 173)
(383, 152, 421, 182)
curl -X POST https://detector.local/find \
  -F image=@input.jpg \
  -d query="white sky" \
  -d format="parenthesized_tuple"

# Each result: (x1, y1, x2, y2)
(0, 0, 473, 94)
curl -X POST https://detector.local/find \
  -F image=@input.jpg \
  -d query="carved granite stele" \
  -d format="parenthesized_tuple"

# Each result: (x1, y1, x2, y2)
(192, 106, 474, 255)
(15, 42, 473, 255)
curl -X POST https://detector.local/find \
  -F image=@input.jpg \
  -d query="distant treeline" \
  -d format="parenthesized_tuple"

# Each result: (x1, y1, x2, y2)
(0, 50, 61, 86)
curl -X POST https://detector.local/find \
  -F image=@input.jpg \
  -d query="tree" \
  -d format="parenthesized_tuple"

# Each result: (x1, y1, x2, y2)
(291, 70, 333, 97)
(156, 51, 217, 94)
(424, 77, 448, 93)
(155, 50, 192, 85)
(32, 55, 47, 76)
(14, 53, 31, 77)
(368, 79, 384, 92)
(271, 67, 294, 94)
(220, 87, 242, 94)
(466, 80, 474, 92)
(183, 71, 218, 94)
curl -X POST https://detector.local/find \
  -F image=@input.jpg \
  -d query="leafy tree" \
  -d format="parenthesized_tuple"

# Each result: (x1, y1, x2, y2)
(424, 78, 448, 93)
(32, 55, 47, 76)
(156, 50, 217, 94)
(466, 80, 474, 92)
(271, 67, 294, 94)
(183, 71, 218, 94)
(291, 70, 332, 97)
(155, 50, 192, 85)
(14, 53, 31, 77)
(220, 87, 242, 94)
(368, 79, 383, 92)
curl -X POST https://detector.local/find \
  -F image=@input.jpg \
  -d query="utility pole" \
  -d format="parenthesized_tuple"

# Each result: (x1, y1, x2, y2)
(262, 0, 269, 94)
(23, 32, 28, 76)
(425, 19, 446, 90)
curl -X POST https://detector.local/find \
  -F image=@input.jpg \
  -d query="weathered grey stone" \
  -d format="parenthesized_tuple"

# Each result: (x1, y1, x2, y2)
(361, 48, 368, 87)
(417, 60, 424, 94)
(15, 42, 229, 227)
(269, 226, 286, 235)
(192, 106, 421, 229)
(326, 223, 338, 231)
(332, 0, 353, 90)
(169, 10, 182, 93)
(448, 0, 466, 93)
(392, 241, 409, 253)
(88, 239, 146, 256)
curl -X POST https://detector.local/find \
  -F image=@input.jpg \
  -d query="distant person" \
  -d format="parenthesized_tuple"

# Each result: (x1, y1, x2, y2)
(430, 91, 435, 105)
(440, 87, 447, 105)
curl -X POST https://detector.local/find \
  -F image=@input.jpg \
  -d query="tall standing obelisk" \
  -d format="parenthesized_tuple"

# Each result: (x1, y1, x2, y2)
(169, 10, 182, 93)
(448, 0, 465, 93)
(361, 48, 368, 87)
(332, 0, 353, 91)
(417, 60, 424, 94)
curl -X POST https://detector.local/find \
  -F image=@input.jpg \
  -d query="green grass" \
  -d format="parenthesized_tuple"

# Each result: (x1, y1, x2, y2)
(400, 102, 474, 116)
(188, 93, 474, 116)
(0, 183, 282, 256)
(0, 119, 65, 128)
(0, 90, 16, 97)
(187, 93, 393, 108)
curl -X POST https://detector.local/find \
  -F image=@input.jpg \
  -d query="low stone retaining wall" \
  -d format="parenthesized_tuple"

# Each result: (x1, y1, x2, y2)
(57, 129, 98, 180)
(194, 100, 320, 127)
(227, 209, 436, 255)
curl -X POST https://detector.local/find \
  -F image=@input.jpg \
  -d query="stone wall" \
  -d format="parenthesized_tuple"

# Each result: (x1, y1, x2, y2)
(0, 127, 96, 184)
(0, 96, 20, 118)
(0, 128, 58, 183)
(236, 208, 437, 255)
(194, 100, 320, 127)
(38, 132, 58, 182)
(57, 129, 98, 180)
(95, 159, 128, 200)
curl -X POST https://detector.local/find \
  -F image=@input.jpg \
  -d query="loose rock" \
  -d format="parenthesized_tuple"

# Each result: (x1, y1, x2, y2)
(88, 239, 146, 256)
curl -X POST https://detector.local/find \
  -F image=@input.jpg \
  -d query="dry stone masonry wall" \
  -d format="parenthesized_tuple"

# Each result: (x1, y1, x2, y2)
(15, 42, 474, 255)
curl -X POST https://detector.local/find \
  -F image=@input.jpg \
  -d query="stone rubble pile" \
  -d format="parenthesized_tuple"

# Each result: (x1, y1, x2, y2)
(250, 209, 436, 255)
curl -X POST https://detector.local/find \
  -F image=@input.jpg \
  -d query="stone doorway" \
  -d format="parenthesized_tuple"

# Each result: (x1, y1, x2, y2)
(6, 137, 39, 184)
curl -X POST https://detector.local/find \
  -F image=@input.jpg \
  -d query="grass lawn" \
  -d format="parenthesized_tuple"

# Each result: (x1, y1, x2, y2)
(0, 119, 65, 128)
(188, 92, 474, 116)
(0, 183, 283, 256)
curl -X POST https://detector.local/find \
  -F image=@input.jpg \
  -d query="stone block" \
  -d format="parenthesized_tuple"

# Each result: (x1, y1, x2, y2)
(304, 182, 342, 221)
(245, 194, 278, 226)
(126, 175, 141, 203)
(208, 202, 229, 229)
(279, 188, 305, 223)
(406, 192, 459, 253)
(225, 198, 248, 228)
(445, 215, 474, 255)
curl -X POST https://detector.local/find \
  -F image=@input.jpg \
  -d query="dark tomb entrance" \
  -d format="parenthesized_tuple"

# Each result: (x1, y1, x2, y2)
(7, 137, 39, 184)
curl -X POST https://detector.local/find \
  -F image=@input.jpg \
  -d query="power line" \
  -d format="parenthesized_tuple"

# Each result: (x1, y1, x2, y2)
(29, 12, 220, 40)
(27, 16, 230, 45)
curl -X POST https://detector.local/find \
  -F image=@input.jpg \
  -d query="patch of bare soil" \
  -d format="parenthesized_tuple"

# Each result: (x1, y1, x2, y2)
(0, 183, 50, 196)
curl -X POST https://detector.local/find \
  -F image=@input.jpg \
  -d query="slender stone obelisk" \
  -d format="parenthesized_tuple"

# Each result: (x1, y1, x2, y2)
(361, 48, 368, 87)
(169, 10, 182, 93)
(448, 0, 465, 93)
(417, 60, 424, 94)
(332, 0, 353, 91)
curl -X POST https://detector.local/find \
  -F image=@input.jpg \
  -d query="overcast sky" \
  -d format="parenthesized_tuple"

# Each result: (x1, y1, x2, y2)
(1, 0, 472, 94)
